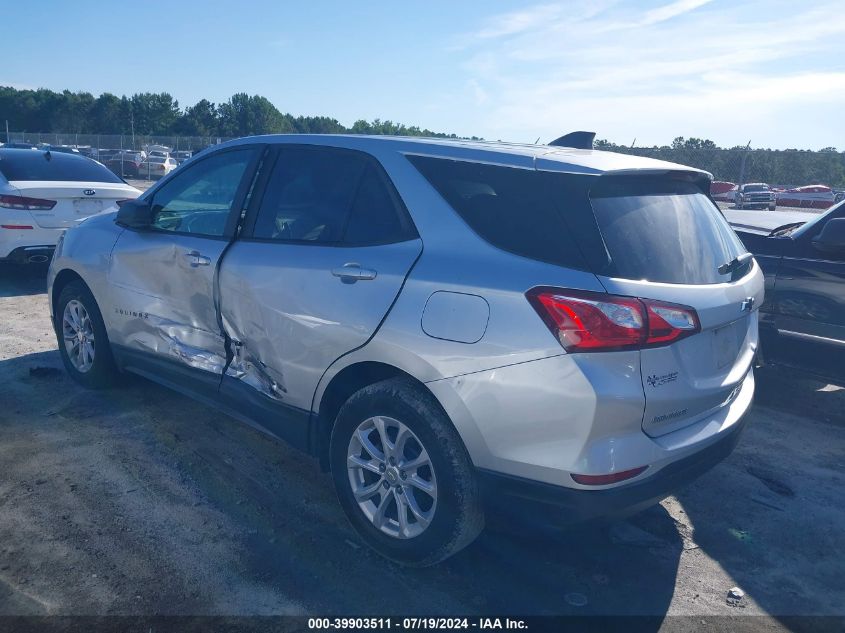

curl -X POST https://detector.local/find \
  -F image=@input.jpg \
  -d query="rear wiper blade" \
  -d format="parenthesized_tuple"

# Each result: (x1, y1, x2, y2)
(768, 221, 805, 236)
(718, 252, 753, 276)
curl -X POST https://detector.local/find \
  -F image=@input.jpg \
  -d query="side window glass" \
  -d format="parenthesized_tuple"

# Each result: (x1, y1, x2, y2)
(343, 165, 413, 244)
(253, 148, 365, 243)
(150, 149, 254, 237)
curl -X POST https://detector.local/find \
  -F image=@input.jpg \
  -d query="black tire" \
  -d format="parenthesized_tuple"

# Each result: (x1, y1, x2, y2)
(330, 377, 484, 566)
(55, 280, 118, 389)
(769, 204, 776, 211)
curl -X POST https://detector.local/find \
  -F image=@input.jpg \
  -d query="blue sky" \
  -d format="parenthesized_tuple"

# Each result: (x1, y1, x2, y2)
(3, 0, 844, 148)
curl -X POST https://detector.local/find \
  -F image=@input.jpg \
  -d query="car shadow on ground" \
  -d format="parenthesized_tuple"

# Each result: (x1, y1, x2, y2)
(0, 264, 48, 298)
(0, 348, 684, 624)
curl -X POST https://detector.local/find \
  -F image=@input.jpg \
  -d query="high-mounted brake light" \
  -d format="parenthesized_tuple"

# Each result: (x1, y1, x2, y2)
(0, 194, 57, 211)
(526, 288, 700, 352)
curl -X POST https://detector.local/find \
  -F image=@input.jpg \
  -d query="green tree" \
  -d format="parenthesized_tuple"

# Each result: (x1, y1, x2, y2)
(175, 99, 220, 136)
(129, 92, 180, 135)
(218, 93, 293, 136)
(89, 93, 127, 134)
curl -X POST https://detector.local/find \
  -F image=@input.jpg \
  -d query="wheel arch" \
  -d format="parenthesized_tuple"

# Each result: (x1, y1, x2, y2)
(51, 268, 88, 323)
(313, 360, 454, 471)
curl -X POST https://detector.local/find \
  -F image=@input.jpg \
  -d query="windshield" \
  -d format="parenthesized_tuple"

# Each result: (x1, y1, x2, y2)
(743, 184, 769, 192)
(590, 177, 748, 284)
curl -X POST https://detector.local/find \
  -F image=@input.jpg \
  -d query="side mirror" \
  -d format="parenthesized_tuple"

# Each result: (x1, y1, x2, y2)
(115, 199, 154, 229)
(812, 218, 845, 255)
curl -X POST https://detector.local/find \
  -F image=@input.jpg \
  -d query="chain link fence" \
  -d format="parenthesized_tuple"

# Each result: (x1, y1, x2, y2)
(611, 146, 845, 191)
(4, 132, 233, 181)
(612, 146, 845, 210)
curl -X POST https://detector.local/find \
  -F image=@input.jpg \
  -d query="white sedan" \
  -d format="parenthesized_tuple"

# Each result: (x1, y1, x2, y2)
(138, 155, 178, 179)
(0, 148, 140, 264)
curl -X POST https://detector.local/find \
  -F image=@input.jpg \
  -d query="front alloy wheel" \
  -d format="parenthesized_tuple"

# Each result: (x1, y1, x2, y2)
(55, 280, 118, 388)
(347, 416, 437, 539)
(62, 299, 96, 373)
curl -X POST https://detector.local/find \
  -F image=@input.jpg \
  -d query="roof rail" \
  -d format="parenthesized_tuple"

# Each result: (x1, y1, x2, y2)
(548, 131, 596, 149)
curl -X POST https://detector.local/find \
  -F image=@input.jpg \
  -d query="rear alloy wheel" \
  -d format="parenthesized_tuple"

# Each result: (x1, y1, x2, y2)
(55, 281, 118, 388)
(347, 415, 437, 540)
(330, 378, 484, 566)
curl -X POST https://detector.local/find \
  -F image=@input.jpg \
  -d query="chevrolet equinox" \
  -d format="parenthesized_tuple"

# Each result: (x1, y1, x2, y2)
(47, 134, 763, 565)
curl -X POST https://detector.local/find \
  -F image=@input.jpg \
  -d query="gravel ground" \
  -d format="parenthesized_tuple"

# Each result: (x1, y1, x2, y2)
(0, 265, 843, 625)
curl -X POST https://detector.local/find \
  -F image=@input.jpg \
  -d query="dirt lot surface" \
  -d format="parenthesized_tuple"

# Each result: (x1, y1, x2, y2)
(0, 265, 843, 627)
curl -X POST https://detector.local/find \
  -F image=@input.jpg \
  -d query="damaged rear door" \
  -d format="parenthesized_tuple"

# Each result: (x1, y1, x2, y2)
(217, 144, 421, 446)
(107, 146, 261, 392)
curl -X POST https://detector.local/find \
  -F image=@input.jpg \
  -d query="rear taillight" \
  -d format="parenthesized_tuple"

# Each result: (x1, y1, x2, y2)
(527, 288, 700, 352)
(0, 194, 57, 211)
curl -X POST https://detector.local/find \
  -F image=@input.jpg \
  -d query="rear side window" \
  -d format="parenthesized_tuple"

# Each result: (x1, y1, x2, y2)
(254, 148, 366, 242)
(408, 155, 589, 270)
(344, 165, 414, 244)
(590, 177, 747, 284)
(0, 150, 123, 183)
(253, 147, 416, 245)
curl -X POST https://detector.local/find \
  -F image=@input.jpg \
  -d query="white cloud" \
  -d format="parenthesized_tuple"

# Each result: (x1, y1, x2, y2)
(640, 0, 715, 26)
(474, 4, 564, 39)
(450, 0, 845, 148)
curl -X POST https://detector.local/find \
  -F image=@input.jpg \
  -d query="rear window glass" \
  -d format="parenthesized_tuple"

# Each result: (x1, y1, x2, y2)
(0, 150, 122, 183)
(408, 155, 589, 270)
(590, 177, 747, 284)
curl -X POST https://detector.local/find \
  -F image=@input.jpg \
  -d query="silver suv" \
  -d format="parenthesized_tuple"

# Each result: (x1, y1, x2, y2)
(47, 135, 763, 565)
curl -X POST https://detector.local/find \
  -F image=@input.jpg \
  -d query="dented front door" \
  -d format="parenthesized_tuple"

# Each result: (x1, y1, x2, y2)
(106, 147, 259, 375)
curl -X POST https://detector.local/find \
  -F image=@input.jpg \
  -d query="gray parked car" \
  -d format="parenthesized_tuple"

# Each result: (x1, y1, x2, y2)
(47, 134, 763, 565)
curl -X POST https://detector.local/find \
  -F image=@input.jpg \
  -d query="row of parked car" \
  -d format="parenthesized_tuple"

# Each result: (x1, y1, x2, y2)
(711, 180, 845, 210)
(0, 141, 196, 179)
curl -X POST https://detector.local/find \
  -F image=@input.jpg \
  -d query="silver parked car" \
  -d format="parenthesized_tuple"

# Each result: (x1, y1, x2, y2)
(47, 134, 763, 565)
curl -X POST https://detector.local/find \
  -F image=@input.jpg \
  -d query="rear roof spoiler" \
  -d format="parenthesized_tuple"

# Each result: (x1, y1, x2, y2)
(548, 131, 596, 149)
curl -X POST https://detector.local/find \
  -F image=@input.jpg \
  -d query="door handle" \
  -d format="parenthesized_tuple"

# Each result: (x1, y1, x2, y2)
(331, 262, 377, 282)
(184, 250, 211, 267)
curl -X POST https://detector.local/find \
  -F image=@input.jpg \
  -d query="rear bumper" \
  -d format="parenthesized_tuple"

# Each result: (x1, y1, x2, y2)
(478, 412, 747, 524)
(0, 245, 56, 264)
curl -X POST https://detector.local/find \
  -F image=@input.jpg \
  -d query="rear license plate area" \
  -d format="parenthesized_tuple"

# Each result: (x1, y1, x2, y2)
(713, 324, 738, 369)
(73, 199, 103, 215)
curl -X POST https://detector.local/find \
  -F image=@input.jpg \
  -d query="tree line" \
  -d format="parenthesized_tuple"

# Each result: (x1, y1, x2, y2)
(596, 137, 845, 187)
(2, 86, 841, 185)
(0, 86, 477, 139)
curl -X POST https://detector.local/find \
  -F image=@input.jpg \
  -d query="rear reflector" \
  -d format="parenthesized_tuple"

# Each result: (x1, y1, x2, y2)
(571, 466, 648, 486)
(1, 224, 34, 229)
(0, 194, 57, 211)
(527, 287, 700, 352)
